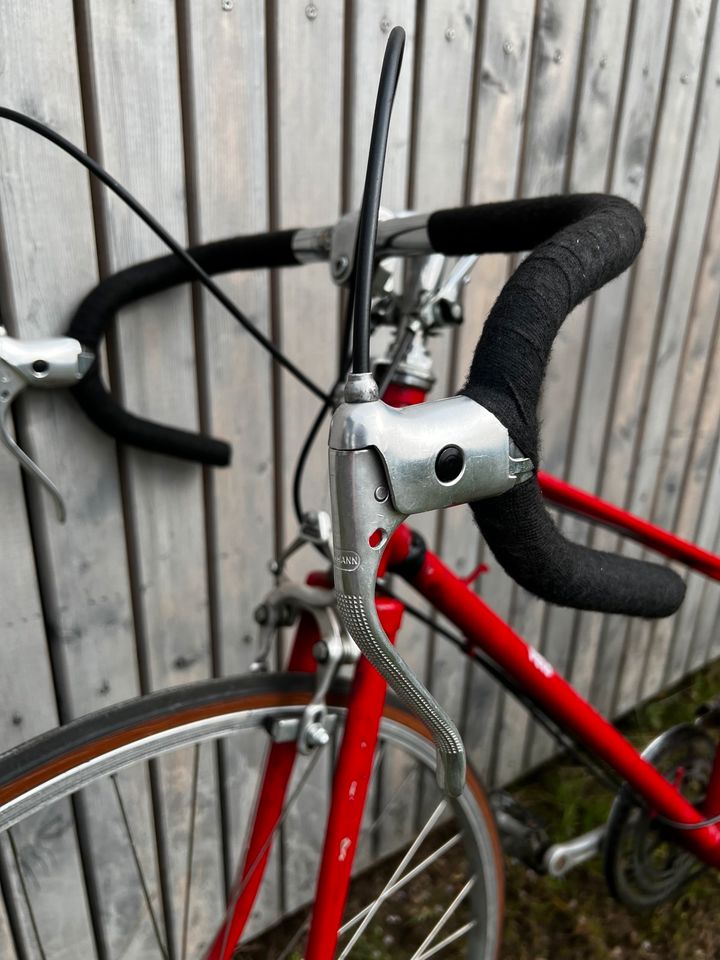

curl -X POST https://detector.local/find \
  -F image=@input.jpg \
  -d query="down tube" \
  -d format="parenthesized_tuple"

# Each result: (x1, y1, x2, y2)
(397, 531, 720, 867)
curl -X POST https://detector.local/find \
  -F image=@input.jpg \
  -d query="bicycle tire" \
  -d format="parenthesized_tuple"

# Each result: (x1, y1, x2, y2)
(0, 671, 505, 960)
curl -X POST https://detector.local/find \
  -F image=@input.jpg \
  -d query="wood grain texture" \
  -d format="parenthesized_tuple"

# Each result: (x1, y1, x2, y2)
(566, 0, 674, 706)
(179, 0, 281, 933)
(494, 0, 587, 786)
(598, 0, 712, 719)
(529, 0, 633, 767)
(0, 0, 719, 944)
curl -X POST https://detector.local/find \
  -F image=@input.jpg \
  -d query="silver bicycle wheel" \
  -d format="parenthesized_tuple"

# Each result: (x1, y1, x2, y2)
(0, 672, 504, 959)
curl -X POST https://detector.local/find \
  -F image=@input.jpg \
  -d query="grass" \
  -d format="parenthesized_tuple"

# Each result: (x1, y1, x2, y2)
(501, 656, 720, 959)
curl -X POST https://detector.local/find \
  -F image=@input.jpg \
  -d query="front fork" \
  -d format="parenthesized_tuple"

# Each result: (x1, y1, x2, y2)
(207, 584, 403, 960)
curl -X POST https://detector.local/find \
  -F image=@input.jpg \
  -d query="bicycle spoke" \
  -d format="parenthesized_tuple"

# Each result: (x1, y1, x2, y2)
(409, 876, 475, 960)
(337, 800, 447, 959)
(274, 913, 310, 960)
(218, 746, 325, 959)
(180, 743, 201, 960)
(414, 919, 477, 960)
(363, 756, 416, 839)
(111, 774, 169, 959)
(339, 833, 461, 935)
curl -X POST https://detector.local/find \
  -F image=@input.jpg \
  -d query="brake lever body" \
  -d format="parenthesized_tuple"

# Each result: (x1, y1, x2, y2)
(0, 328, 92, 520)
(329, 372, 532, 797)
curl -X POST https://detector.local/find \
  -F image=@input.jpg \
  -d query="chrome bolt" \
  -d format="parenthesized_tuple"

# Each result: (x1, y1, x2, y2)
(553, 49, 563, 64)
(380, 16, 392, 33)
(305, 3, 318, 20)
(445, 26, 456, 42)
(313, 640, 329, 662)
(374, 484, 389, 503)
(221, 0, 233, 9)
(268, 559, 280, 575)
(503, 40, 514, 55)
(680, 72, 690, 85)
(333, 254, 349, 278)
(254, 604, 270, 625)
(306, 722, 330, 748)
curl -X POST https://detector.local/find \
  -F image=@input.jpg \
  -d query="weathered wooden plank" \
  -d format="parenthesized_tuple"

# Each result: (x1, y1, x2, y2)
(79, 2, 224, 953)
(528, 0, 633, 767)
(346, 1, 415, 211)
(449, 0, 537, 786)
(600, 0, 712, 718)
(662, 424, 720, 681)
(642, 28, 720, 694)
(180, 0, 280, 933)
(0, 878, 17, 960)
(0, 424, 58, 960)
(0, 461, 44, 958)
(271, 0, 345, 910)
(663, 329, 720, 682)
(494, 0, 587, 786)
(274, 0, 343, 536)
(566, 0, 674, 706)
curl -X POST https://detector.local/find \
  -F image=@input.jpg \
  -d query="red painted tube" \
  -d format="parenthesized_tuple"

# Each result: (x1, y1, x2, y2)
(305, 597, 404, 959)
(539, 471, 720, 580)
(399, 535, 720, 866)
(383, 383, 428, 407)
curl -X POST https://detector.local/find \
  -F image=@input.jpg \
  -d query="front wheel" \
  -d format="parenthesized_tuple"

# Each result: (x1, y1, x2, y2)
(0, 672, 504, 959)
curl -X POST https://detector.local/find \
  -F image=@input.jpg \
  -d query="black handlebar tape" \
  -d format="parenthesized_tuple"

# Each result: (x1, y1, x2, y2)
(67, 229, 299, 468)
(432, 194, 685, 618)
(74, 364, 231, 466)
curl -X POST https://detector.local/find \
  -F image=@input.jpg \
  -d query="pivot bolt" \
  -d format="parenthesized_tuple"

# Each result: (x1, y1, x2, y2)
(305, 722, 330, 748)
(313, 640, 329, 662)
(332, 254, 349, 278)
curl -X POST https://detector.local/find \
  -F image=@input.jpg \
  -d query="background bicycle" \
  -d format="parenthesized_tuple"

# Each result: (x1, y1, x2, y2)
(1, 0, 720, 956)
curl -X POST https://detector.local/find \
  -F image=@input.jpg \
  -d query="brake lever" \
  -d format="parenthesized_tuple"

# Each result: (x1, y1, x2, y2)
(329, 372, 533, 797)
(0, 328, 92, 521)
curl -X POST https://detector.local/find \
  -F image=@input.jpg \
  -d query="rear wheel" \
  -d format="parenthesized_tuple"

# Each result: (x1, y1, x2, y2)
(0, 672, 504, 959)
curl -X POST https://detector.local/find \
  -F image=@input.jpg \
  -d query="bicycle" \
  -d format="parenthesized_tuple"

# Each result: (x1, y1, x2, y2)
(0, 25, 719, 960)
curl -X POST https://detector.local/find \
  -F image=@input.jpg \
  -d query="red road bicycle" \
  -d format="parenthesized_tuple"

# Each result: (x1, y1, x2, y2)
(0, 27, 719, 960)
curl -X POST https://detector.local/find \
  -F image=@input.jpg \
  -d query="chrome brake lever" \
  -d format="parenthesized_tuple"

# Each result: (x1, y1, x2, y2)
(329, 372, 533, 797)
(0, 328, 92, 521)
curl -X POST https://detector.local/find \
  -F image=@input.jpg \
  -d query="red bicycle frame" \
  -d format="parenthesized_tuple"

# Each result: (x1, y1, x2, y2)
(208, 384, 720, 959)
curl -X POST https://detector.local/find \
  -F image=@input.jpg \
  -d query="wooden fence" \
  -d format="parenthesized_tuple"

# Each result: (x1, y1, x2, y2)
(0, 0, 719, 955)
